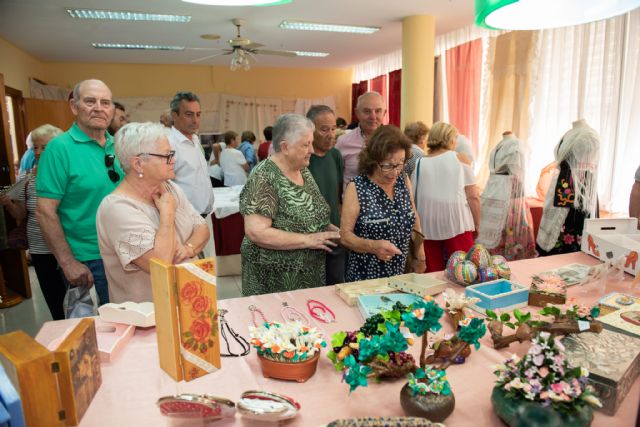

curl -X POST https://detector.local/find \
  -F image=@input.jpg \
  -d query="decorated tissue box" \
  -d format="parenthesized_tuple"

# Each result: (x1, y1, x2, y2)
(465, 279, 528, 314)
(387, 273, 447, 297)
(528, 273, 567, 307)
(562, 329, 640, 415)
(95, 319, 136, 363)
(98, 301, 155, 328)
(335, 277, 395, 306)
(597, 302, 640, 338)
(0, 318, 101, 426)
(581, 218, 640, 276)
(150, 258, 221, 382)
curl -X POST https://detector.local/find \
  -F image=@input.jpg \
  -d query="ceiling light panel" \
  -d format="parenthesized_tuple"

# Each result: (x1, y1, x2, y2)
(67, 9, 191, 23)
(290, 51, 329, 57)
(92, 43, 185, 51)
(182, 0, 291, 5)
(279, 20, 380, 34)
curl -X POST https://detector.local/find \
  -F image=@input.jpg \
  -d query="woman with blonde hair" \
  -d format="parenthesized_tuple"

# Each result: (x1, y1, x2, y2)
(0, 124, 66, 319)
(411, 121, 480, 272)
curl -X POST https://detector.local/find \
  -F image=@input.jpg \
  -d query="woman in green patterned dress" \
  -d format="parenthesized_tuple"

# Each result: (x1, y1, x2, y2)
(239, 114, 341, 296)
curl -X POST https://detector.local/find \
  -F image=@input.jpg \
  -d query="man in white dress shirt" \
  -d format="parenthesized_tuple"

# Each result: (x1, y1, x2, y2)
(168, 91, 214, 217)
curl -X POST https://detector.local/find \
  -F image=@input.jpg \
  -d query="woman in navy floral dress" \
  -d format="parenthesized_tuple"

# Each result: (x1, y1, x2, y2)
(341, 126, 426, 281)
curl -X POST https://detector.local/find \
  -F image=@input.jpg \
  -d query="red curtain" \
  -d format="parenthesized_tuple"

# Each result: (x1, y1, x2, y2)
(351, 80, 368, 124)
(446, 39, 482, 158)
(388, 69, 402, 127)
(369, 75, 388, 124)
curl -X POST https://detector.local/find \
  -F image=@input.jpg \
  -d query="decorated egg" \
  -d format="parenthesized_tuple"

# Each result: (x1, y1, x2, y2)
(446, 251, 467, 278)
(465, 244, 491, 268)
(478, 266, 499, 282)
(494, 263, 512, 279)
(490, 255, 508, 267)
(453, 261, 478, 285)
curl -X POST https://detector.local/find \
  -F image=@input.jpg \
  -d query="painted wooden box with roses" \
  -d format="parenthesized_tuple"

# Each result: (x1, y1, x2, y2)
(581, 218, 640, 276)
(150, 258, 221, 382)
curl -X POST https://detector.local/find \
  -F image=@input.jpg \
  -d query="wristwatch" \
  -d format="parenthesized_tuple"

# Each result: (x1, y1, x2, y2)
(186, 242, 196, 256)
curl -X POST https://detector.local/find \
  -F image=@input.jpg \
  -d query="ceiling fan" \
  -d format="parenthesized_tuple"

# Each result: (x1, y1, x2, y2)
(192, 18, 296, 69)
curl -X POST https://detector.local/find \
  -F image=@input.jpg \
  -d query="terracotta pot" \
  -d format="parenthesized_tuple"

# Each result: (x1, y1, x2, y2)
(491, 386, 593, 427)
(258, 353, 319, 383)
(399, 383, 455, 422)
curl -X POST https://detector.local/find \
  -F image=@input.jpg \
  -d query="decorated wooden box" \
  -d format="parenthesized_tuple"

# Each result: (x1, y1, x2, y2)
(581, 218, 640, 276)
(528, 274, 567, 307)
(562, 329, 640, 415)
(387, 273, 447, 297)
(335, 277, 395, 306)
(597, 302, 640, 339)
(465, 279, 528, 313)
(0, 318, 101, 426)
(150, 258, 221, 382)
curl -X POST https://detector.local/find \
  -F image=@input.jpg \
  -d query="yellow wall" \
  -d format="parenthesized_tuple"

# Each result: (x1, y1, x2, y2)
(0, 37, 352, 116)
(0, 37, 48, 95)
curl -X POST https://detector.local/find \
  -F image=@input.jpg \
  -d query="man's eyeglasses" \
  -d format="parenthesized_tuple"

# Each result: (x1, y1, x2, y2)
(378, 162, 405, 172)
(105, 154, 120, 183)
(138, 151, 176, 164)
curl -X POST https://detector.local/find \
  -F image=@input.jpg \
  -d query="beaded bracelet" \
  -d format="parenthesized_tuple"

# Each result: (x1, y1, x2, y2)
(219, 309, 250, 357)
(280, 302, 310, 324)
(306, 299, 336, 323)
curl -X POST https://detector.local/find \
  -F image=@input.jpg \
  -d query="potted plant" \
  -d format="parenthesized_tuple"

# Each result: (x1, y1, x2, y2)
(492, 331, 601, 427)
(249, 321, 326, 383)
(328, 297, 486, 422)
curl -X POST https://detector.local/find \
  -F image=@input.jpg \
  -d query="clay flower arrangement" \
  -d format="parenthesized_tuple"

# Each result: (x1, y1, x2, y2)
(486, 302, 602, 349)
(249, 321, 326, 382)
(529, 273, 567, 307)
(492, 331, 601, 427)
(329, 297, 486, 422)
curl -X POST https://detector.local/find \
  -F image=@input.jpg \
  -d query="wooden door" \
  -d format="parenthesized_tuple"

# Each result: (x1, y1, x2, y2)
(24, 98, 74, 132)
(0, 73, 30, 304)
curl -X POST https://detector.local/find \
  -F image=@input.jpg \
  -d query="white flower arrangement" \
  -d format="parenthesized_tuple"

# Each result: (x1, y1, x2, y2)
(443, 289, 480, 313)
(249, 321, 326, 363)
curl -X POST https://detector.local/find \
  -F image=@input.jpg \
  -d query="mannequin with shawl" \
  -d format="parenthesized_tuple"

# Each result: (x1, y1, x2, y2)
(477, 131, 537, 260)
(536, 119, 600, 255)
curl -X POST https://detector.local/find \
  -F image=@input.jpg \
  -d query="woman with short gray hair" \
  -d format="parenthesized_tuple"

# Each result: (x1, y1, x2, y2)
(96, 122, 209, 303)
(239, 113, 340, 296)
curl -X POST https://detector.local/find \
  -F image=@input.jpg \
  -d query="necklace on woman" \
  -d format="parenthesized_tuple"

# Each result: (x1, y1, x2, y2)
(280, 302, 310, 324)
(306, 299, 336, 323)
(218, 309, 250, 357)
(248, 305, 269, 327)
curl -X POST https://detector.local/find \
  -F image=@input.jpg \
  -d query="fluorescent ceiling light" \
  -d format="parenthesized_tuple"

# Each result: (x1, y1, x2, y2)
(279, 20, 380, 34)
(290, 51, 329, 57)
(181, 0, 291, 5)
(475, 0, 640, 30)
(66, 9, 191, 22)
(92, 43, 185, 51)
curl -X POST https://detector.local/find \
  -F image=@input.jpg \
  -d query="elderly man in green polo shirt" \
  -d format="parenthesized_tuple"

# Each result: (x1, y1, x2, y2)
(36, 79, 124, 308)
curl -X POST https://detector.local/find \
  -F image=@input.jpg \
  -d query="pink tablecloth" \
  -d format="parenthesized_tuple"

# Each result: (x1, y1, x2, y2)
(36, 252, 640, 426)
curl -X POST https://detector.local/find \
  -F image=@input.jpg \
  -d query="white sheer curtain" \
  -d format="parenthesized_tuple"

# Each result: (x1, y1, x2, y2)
(526, 9, 640, 212)
(218, 94, 283, 144)
(353, 49, 402, 83)
(294, 96, 336, 116)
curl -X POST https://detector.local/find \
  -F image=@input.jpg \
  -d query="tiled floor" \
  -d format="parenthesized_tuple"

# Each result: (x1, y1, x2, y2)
(0, 266, 243, 338)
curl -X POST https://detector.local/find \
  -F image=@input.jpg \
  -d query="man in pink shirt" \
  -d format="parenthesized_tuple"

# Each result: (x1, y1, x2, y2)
(336, 91, 386, 189)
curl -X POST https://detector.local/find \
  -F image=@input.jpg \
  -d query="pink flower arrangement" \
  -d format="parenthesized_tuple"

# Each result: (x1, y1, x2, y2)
(493, 332, 601, 413)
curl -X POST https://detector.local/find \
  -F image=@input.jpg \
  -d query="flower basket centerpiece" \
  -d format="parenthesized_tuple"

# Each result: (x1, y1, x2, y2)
(492, 331, 601, 427)
(328, 297, 486, 423)
(249, 321, 325, 383)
